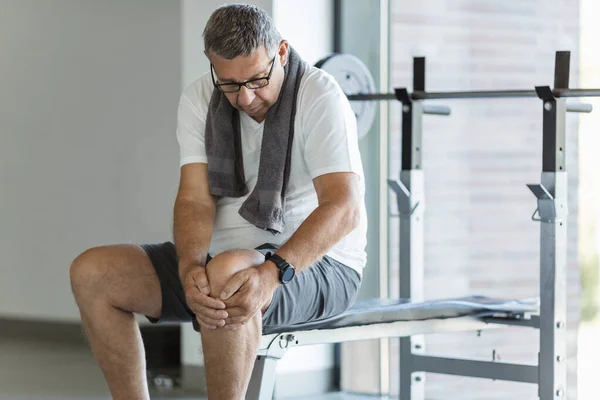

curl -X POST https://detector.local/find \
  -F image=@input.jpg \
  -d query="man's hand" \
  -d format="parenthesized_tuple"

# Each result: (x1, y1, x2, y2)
(219, 263, 280, 330)
(181, 266, 228, 330)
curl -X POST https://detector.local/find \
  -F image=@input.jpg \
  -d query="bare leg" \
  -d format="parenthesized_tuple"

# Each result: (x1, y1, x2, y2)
(70, 244, 162, 400)
(202, 249, 266, 400)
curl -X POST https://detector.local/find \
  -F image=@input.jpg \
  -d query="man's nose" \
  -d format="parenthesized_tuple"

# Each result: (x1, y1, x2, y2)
(237, 86, 255, 106)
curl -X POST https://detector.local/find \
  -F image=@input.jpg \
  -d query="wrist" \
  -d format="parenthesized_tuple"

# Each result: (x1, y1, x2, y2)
(178, 260, 204, 281)
(258, 260, 281, 289)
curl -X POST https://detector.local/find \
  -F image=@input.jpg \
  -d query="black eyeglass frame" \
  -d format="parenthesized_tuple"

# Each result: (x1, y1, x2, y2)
(210, 55, 277, 93)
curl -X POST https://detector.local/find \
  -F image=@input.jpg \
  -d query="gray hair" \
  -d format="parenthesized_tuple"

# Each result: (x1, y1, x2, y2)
(203, 4, 282, 60)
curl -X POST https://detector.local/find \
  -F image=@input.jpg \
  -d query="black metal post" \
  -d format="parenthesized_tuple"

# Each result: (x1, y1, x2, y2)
(393, 57, 428, 400)
(333, 0, 342, 53)
(554, 51, 570, 90)
(530, 50, 569, 400)
(413, 57, 425, 93)
(536, 86, 566, 172)
(395, 88, 420, 171)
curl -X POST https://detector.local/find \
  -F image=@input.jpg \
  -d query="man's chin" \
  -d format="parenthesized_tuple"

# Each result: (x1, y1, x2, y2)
(243, 106, 260, 114)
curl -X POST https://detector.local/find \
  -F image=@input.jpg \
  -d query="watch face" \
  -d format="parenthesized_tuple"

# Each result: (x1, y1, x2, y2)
(281, 266, 295, 283)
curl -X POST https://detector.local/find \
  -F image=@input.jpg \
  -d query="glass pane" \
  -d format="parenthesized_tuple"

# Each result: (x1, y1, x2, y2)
(388, 1, 579, 399)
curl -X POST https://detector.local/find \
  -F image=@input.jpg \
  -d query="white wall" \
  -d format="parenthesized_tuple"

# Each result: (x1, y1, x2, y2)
(273, 0, 333, 66)
(1, 0, 337, 393)
(0, 0, 181, 322)
(179, 0, 336, 385)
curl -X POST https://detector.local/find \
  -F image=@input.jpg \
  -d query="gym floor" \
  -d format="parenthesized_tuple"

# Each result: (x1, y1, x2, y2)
(0, 326, 379, 400)
(1, 320, 598, 400)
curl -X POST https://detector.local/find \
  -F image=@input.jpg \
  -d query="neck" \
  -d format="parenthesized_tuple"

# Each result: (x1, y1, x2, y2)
(253, 114, 266, 123)
(245, 110, 267, 123)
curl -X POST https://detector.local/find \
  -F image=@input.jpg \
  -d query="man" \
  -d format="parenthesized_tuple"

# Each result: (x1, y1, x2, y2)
(70, 4, 367, 400)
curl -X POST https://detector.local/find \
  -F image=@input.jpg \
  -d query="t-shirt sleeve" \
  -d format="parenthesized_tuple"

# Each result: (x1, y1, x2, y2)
(176, 91, 208, 167)
(302, 86, 363, 180)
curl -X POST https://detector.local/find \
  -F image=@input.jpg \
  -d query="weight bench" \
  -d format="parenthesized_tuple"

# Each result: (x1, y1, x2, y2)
(247, 296, 540, 399)
(244, 51, 581, 400)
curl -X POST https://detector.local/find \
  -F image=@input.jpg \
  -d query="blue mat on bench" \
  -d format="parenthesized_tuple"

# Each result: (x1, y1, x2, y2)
(263, 296, 539, 335)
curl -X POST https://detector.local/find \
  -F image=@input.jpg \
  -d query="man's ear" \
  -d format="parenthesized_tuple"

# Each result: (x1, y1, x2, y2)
(279, 40, 289, 67)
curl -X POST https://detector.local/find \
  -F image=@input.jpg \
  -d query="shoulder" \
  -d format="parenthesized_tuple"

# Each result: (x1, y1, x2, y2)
(296, 65, 354, 130)
(180, 72, 215, 115)
(298, 65, 345, 105)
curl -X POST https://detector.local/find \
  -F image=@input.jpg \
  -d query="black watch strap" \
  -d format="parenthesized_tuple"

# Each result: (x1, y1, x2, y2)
(267, 253, 295, 284)
(268, 253, 288, 268)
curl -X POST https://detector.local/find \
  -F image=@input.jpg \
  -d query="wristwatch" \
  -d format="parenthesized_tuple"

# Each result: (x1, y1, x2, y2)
(267, 253, 296, 284)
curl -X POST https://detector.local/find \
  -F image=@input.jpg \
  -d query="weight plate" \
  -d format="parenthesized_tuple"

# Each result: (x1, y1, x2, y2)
(315, 54, 377, 139)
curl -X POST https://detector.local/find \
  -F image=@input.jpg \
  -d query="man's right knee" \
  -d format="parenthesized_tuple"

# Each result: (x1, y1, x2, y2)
(205, 249, 265, 299)
(69, 245, 161, 317)
(70, 246, 111, 299)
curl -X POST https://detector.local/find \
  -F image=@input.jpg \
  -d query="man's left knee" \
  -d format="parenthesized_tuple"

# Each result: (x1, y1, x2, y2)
(205, 249, 265, 298)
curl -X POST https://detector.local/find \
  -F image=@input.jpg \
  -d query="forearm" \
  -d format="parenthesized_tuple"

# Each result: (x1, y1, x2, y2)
(274, 201, 360, 272)
(173, 196, 216, 277)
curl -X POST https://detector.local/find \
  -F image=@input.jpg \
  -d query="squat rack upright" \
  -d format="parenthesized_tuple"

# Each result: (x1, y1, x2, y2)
(373, 50, 591, 399)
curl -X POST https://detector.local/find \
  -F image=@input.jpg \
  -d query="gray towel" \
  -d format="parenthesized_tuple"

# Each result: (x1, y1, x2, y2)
(205, 47, 308, 234)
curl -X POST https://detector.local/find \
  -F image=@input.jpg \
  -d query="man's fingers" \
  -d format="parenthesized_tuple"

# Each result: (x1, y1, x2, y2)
(190, 309, 225, 327)
(193, 304, 228, 320)
(197, 318, 217, 330)
(191, 268, 210, 295)
(196, 314, 225, 329)
(220, 271, 248, 300)
(223, 306, 246, 318)
(185, 287, 226, 310)
(202, 296, 226, 310)
(222, 291, 248, 308)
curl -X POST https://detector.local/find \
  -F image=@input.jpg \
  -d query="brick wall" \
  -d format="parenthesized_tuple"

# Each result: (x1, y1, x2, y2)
(387, 1, 580, 399)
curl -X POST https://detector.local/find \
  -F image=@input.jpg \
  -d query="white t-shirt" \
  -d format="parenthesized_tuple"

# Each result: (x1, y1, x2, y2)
(176, 66, 367, 273)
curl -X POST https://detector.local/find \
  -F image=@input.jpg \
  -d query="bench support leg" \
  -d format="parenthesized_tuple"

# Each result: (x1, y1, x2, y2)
(400, 337, 425, 400)
(247, 355, 279, 400)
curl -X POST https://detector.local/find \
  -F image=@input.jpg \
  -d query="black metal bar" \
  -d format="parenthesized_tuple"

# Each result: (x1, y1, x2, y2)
(347, 89, 600, 102)
(350, 91, 538, 101)
(412, 355, 539, 384)
(554, 51, 570, 90)
(413, 57, 425, 91)
(412, 89, 538, 100)
(333, 0, 342, 53)
(553, 88, 600, 97)
(347, 93, 396, 101)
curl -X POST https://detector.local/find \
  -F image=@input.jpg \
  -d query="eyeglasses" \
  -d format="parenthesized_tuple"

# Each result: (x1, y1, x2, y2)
(211, 55, 276, 93)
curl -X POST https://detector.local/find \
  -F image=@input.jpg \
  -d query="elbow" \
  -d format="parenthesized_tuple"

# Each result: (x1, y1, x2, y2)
(175, 194, 216, 213)
(344, 202, 361, 233)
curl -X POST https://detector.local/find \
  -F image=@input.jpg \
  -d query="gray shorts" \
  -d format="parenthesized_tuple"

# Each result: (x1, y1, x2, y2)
(140, 242, 362, 332)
